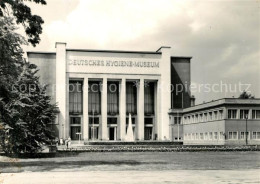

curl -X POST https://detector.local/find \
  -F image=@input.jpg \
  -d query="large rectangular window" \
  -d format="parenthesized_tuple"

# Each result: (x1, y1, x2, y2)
(107, 82, 119, 115)
(252, 110, 260, 119)
(240, 109, 249, 119)
(69, 81, 83, 114)
(144, 82, 154, 115)
(126, 82, 137, 115)
(88, 82, 101, 114)
(228, 109, 237, 119)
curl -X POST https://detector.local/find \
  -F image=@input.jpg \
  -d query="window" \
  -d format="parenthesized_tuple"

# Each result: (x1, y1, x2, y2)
(70, 117, 81, 140)
(126, 82, 137, 115)
(195, 114, 198, 122)
(257, 132, 260, 139)
(240, 132, 250, 139)
(174, 117, 181, 124)
(204, 113, 207, 121)
(219, 132, 224, 140)
(69, 81, 83, 114)
(200, 133, 204, 140)
(214, 132, 218, 140)
(199, 114, 203, 122)
(204, 132, 208, 140)
(228, 132, 238, 140)
(252, 110, 260, 119)
(228, 132, 232, 139)
(214, 111, 218, 120)
(144, 82, 154, 115)
(240, 109, 249, 119)
(219, 110, 223, 119)
(252, 132, 257, 139)
(240, 132, 245, 139)
(107, 117, 117, 124)
(89, 117, 99, 125)
(192, 115, 195, 123)
(228, 109, 237, 119)
(209, 132, 213, 140)
(196, 133, 199, 140)
(88, 82, 101, 114)
(107, 82, 119, 115)
(209, 112, 212, 121)
(145, 118, 153, 124)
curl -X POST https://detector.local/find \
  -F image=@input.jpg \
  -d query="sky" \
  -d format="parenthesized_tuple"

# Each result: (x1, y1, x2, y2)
(23, 0, 260, 104)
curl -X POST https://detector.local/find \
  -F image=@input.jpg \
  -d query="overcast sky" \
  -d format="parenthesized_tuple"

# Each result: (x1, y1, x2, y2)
(24, 0, 260, 104)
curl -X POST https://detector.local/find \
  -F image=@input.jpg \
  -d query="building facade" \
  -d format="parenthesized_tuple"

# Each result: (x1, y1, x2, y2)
(27, 42, 192, 141)
(169, 98, 260, 145)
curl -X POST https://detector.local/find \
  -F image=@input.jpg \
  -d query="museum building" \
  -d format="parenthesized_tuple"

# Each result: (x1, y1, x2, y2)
(27, 42, 193, 141)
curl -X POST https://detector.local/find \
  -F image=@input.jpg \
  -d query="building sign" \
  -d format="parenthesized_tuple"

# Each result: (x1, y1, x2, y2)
(68, 59, 160, 68)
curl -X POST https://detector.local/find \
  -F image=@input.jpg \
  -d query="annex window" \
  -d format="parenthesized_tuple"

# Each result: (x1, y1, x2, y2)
(204, 113, 207, 121)
(204, 132, 208, 140)
(174, 117, 182, 124)
(228, 109, 237, 119)
(219, 110, 223, 119)
(199, 114, 203, 122)
(209, 132, 213, 140)
(214, 132, 218, 140)
(219, 132, 224, 140)
(252, 132, 257, 139)
(209, 112, 212, 121)
(240, 132, 250, 139)
(200, 133, 204, 140)
(214, 111, 218, 120)
(69, 81, 83, 114)
(228, 132, 238, 140)
(240, 109, 249, 119)
(252, 110, 260, 119)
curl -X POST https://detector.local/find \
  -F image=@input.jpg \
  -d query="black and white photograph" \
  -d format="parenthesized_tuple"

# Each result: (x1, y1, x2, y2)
(0, 0, 259, 183)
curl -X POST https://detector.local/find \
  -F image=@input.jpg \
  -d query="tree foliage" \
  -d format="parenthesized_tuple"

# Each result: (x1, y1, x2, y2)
(239, 91, 255, 99)
(0, 16, 57, 154)
(0, 62, 57, 154)
(0, 0, 46, 46)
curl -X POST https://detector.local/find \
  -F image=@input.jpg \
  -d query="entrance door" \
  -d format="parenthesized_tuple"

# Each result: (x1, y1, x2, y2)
(109, 127, 117, 140)
(70, 117, 81, 140)
(144, 127, 153, 140)
(89, 127, 99, 140)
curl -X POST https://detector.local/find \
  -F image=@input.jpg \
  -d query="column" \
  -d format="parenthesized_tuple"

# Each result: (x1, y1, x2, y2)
(55, 42, 67, 138)
(157, 46, 171, 140)
(156, 80, 162, 140)
(83, 77, 89, 140)
(137, 78, 144, 140)
(101, 78, 108, 140)
(119, 78, 126, 140)
(248, 109, 252, 119)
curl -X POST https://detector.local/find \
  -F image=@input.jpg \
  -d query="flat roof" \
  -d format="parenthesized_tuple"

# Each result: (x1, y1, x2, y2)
(66, 48, 162, 55)
(171, 56, 193, 59)
(27, 51, 56, 55)
(169, 98, 260, 114)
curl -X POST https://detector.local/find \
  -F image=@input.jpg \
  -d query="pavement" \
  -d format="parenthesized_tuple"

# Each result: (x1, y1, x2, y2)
(1, 170, 259, 184)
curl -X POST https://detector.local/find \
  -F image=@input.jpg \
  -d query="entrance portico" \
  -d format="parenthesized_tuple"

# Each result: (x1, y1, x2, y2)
(53, 42, 172, 141)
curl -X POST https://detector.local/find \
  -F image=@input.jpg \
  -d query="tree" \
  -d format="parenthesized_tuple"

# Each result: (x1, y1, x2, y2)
(0, 16, 57, 154)
(239, 91, 255, 99)
(0, 62, 57, 154)
(0, 0, 46, 46)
